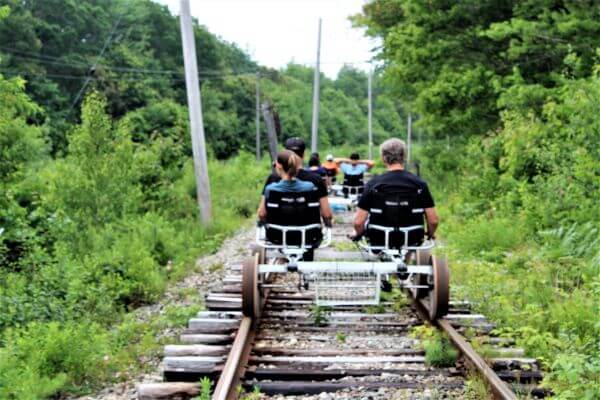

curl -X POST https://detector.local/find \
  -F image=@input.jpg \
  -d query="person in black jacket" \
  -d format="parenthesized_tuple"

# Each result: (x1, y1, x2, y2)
(351, 138, 439, 241)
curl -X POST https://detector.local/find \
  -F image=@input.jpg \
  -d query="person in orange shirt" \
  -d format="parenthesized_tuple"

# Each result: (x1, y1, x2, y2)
(321, 154, 339, 188)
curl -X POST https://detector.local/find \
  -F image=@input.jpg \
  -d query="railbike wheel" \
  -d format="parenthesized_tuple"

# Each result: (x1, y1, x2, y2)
(250, 244, 266, 264)
(428, 256, 450, 320)
(242, 254, 261, 318)
(412, 249, 431, 300)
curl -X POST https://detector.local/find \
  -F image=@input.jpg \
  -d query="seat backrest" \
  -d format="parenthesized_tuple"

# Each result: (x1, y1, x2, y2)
(365, 184, 425, 248)
(343, 173, 364, 187)
(265, 189, 322, 247)
(325, 167, 337, 177)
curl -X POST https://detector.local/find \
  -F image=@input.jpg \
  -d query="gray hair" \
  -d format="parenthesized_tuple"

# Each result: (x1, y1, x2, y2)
(380, 138, 406, 165)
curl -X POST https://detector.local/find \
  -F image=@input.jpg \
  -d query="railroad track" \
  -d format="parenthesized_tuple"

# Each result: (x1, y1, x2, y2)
(137, 207, 548, 400)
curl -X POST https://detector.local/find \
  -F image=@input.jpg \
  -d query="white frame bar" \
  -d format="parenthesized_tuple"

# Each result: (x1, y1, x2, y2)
(258, 261, 432, 275)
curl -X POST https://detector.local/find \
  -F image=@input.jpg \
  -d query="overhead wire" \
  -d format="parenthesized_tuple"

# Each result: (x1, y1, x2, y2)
(69, 1, 130, 109)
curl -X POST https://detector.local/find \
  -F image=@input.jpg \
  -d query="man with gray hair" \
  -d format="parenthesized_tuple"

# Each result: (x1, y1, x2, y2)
(352, 138, 439, 241)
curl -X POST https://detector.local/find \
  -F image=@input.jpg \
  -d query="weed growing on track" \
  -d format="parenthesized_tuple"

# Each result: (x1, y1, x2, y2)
(309, 305, 332, 327)
(336, 332, 347, 343)
(464, 372, 493, 400)
(240, 386, 261, 400)
(411, 326, 458, 367)
(197, 377, 212, 400)
(423, 335, 458, 367)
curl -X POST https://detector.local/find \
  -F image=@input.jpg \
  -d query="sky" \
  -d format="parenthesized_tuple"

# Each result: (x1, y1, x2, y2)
(154, 0, 380, 78)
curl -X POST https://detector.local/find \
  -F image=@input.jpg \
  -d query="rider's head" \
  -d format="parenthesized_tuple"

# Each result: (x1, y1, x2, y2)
(308, 153, 320, 168)
(380, 138, 406, 167)
(275, 150, 301, 180)
(284, 137, 306, 159)
(350, 153, 360, 166)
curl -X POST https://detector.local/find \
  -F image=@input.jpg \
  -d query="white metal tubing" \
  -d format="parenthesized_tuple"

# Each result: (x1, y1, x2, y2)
(258, 262, 432, 275)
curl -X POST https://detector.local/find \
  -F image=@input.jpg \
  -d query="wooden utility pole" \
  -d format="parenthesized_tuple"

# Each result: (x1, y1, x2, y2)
(310, 18, 322, 153)
(407, 113, 412, 167)
(255, 72, 261, 160)
(368, 70, 373, 160)
(262, 102, 279, 161)
(179, 0, 212, 224)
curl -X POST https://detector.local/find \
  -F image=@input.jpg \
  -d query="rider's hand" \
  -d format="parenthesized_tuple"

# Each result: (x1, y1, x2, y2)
(348, 232, 363, 242)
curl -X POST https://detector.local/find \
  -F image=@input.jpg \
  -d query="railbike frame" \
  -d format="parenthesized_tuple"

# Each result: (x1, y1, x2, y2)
(254, 224, 435, 302)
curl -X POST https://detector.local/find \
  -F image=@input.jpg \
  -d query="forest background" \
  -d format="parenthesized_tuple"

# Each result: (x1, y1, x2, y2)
(0, 0, 598, 399)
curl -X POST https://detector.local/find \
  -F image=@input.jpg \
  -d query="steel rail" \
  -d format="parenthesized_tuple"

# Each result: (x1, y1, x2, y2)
(212, 284, 270, 400)
(211, 317, 253, 400)
(414, 298, 518, 400)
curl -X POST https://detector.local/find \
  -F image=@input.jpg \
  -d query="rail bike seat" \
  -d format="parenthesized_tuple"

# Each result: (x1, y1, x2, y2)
(358, 184, 434, 259)
(342, 173, 364, 197)
(256, 189, 332, 260)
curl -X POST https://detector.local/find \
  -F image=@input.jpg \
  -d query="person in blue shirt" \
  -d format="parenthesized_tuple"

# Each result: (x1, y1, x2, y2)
(334, 153, 375, 197)
(258, 150, 332, 261)
(336, 153, 375, 176)
(258, 150, 332, 225)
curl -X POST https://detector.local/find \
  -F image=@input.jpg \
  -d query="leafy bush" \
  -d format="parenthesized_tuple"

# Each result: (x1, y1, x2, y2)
(0, 321, 111, 399)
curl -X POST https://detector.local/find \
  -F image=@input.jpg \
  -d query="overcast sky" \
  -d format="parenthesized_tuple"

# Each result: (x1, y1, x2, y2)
(154, 0, 379, 78)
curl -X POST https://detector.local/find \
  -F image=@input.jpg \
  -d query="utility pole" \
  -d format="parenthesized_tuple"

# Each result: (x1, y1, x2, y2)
(310, 18, 322, 153)
(407, 113, 412, 167)
(262, 102, 279, 162)
(255, 72, 261, 160)
(368, 69, 373, 160)
(179, 0, 212, 224)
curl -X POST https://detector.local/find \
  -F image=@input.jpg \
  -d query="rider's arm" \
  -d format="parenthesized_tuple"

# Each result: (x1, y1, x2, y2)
(257, 196, 267, 222)
(361, 160, 375, 169)
(334, 157, 350, 164)
(319, 197, 333, 227)
(425, 207, 439, 239)
(353, 207, 369, 236)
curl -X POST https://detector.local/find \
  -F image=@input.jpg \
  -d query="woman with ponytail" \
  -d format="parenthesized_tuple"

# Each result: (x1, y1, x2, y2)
(257, 150, 332, 261)
(258, 150, 316, 218)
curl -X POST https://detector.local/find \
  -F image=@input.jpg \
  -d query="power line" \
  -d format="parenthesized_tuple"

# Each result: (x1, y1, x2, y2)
(70, 3, 129, 109)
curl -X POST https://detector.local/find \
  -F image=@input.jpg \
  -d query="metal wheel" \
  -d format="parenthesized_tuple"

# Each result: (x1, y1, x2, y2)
(412, 249, 431, 300)
(242, 254, 261, 317)
(250, 244, 266, 264)
(428, 256, 450, 320)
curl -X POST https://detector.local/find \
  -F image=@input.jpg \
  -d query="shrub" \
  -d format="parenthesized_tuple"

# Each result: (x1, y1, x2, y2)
(0, 321, 111, 399)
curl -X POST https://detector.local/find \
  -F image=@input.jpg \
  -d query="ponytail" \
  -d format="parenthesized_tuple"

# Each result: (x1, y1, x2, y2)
(276, 150, 301, 178)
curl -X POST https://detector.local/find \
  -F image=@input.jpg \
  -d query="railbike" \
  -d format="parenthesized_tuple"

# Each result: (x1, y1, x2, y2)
(242, 187, 449, 320)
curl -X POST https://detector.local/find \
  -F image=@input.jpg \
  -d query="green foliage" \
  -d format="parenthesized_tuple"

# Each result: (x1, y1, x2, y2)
(336, 332, 347, 343)
(412, 326, 458, 367)
(240, 386, 262, 400)
(356, 0, 600, 139)
(0, 85, 268, 397)
(197, 377, 212, 400)
(423, 334, 458, 368)
(464, 372, 493, 400)
(308, 305, 331, 327)
(0, 321, 111, 399)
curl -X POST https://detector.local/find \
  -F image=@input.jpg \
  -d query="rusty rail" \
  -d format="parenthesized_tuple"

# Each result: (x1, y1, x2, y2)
(437, 318, 517, 400)
(414, 298, 518, 400)
(211, 317, 254, 400)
